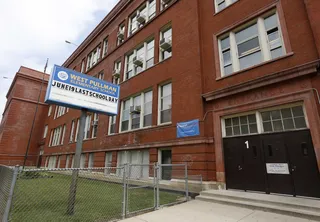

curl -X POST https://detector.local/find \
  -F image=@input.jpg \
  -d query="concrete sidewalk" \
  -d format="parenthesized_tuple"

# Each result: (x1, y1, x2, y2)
(121, 200, 317, 222)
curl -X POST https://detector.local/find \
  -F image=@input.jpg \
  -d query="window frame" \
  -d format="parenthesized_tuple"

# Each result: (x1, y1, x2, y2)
(43, 125, 48, 139)
(119, 90, 153, 133)
(86, 45, 101, 71)
(124, 38, 155, 81)
(159, 25, 172, 62)
(221, 103, 308, 138)
(158, 83, 172, 125)
(218, 10, 285, 77)
(102, 37, 109, 57)
(214, 0, 238, 13)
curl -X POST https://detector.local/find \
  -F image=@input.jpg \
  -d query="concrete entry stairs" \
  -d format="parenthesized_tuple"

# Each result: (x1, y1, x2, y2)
(196, 189, 320, 221)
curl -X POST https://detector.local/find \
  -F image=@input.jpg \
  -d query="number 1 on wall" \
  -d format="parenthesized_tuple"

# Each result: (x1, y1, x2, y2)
(245, 141, 249, 149)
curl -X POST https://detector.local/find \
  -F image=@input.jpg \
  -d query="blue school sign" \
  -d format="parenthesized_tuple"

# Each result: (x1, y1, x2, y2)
(45, 65, 120, 115)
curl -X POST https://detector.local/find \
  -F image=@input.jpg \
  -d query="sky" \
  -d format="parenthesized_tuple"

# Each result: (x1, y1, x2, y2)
(0, 0, 119, 121)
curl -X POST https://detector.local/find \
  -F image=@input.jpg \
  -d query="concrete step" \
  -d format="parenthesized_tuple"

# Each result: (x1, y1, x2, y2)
(196, 190, 320, 220)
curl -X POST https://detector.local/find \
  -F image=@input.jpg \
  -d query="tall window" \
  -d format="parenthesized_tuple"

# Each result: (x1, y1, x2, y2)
(120, 91, 153, 132)
(143, 91, 153, 127)
(88, 153, 94, 168)
(159, 83, 172, 124)
(215, 0, 238, 12)
(92, 113, 99, 138)
(69, 120, 75, 143)
(51, 125, 63, 146)
(102, 37, 108, 57)
(117, 24, 125, 46)
(218, 12, 284, 76)
(84, 114, 92, 140)
(54, 106, 66, 119)
(61, 124, 66, 145)
(161, 0, 173, 10)
(75, 119, 80, 142)
(48, 105, 52, 116)
(160, 26, 172, 61)
(113, 61, 121, 84)
(124, 38, 154, 80)
(128, 0, 156, 37)
(43, 125, 48, 138)
(80, 60, 85, 73)
(109, 116, 117, 135)
(121, 100, 130, 132)
(86, 45, 101, 70)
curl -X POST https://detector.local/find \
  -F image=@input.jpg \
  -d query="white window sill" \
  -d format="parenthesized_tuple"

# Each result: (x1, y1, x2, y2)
(216, 52, 294, 81)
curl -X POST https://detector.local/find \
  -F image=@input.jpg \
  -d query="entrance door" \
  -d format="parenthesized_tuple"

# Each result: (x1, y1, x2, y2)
(261, 133, 293, 195)
(161, 150, 172, 180)
(284, 130, 320, 198)
(224, 136, 266, 191)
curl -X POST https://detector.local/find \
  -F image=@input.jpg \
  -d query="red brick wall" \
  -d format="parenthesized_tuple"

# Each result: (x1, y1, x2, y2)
(0, 69, 48, 166)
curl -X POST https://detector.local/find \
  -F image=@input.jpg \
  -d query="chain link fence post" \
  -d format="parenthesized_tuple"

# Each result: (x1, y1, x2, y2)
(122, 165, 127, 220)
(153, 163, 156, 209)
(2, 165, 19, 222)
(184, 163, 189, 201)
(156, 163, 160, 209)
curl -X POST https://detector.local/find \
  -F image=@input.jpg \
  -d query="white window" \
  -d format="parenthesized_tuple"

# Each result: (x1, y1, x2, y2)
(112, 61, 121, 84)
(86, 46, 101, 70)
(222, 105, 307, 137)
(102, 37, 108, 57)
(218, 12, 285, 76)
(105, 152, 113, 175)
(117, 24, 125, 45)
(124, 38, 155, 80)
(116, 150, 150, 179)
(215, 0, 238, 12)
(69, 120, 75, 143)
(51, 125, 63, 146)
(88, 153, 94, 168)
(120, 91, 153, 132)
(48, 130, 53, 147)
(65, 155, 70, 169)
(261, 106, 307, 133)
(143, 91, 153, 127)
(57, 156, 61, 168)
(84, 114, 92, 140)
(48, 105, 52, 116)
(71, 155, 75, 168)
(55, 106, 66, 119)
(80, 60, 85, 73)
(161, 0, 173, 11)
(48, 156, 57, 169)
(224, 114, 258, 137)
(75, 119, 80, 142)
(92, 113, 99, 138)
(43, 125, 48, 139)
(96, 72, 104, 80)
(121, 100, 130, 132)
(158, 83, 172, 124)
(128, 0, 156, 37)
(160, 27, 172, 61)
(61, 125, 66, 145)
(109, 115, 117, 135)
(80, 154, 86, 168)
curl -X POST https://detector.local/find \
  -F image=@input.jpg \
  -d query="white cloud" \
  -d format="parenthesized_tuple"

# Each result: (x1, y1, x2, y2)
(0, 0, 119, 121)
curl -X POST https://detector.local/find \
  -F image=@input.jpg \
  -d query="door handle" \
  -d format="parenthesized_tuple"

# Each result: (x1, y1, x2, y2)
(291, 165, 297, 172)
(238, 165, 243, 171)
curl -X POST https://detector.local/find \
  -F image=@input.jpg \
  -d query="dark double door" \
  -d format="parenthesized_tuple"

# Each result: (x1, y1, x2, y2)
(223, 130, 320, 198)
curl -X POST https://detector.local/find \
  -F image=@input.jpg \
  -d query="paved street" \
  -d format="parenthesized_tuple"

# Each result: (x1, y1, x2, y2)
(121, 200, 317, 222)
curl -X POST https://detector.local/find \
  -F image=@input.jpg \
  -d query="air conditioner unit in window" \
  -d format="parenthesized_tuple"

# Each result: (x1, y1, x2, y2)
(133, 56, 143, 67)
(92, 121, 99, 126)
(130, 105, 141, 114)
(136, 13, 146, 24)
(112, 69, 121, 78)
(117, 30, 124, 39)
(162, 0, 172, 4)
(160, 38, 172, 51)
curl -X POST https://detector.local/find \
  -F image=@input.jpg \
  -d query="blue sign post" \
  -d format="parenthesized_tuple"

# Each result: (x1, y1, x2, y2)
(45, 65, 120, 215)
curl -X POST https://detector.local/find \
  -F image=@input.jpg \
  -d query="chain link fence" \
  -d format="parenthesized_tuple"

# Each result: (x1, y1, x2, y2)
(0, 165, 17, 222)
(0, 163, 194, 222)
